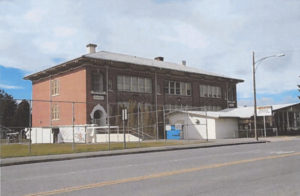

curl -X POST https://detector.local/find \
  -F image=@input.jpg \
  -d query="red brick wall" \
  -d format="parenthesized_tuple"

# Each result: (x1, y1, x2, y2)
(32, 79, 51, 127)
(32, 68, 87, 127)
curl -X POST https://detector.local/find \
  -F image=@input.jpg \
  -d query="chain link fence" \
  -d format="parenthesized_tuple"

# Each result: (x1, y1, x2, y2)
(1, 98, 211, 157)
(3, 98, 296, 157)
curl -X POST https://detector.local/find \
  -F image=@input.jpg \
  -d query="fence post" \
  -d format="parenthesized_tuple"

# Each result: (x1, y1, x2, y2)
(155, 72, 158, 141)
(163, 105, 166, 143)
(138, 103, 140, 147)
(106, 66, 110, 150)
(263, 116, 266, 137)
(122, 108, 127, 149)
(187, 112, 189, 141)
(127, 112, 130, 142)
(107, 107, 110, 151)
(28, 99, 32, 154)
(108, 116, 110, 151)
(123, 119, 126, 149)
(85, 126, 87, 144)
(72, 102, 75, 151)
(141, 108, 144, 140)
(205, 107, 208, 142)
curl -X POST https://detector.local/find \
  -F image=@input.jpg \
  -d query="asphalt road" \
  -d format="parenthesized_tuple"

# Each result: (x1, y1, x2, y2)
(1, 139, 300, 196)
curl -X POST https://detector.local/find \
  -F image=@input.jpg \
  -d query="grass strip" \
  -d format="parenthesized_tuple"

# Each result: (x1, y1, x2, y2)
(0, 140, 203, 158)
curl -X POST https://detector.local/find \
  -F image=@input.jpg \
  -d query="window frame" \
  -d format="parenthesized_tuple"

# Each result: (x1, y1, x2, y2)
(51, 79, 60, 96)
(165, 80, 191, 96)
(51, 104, 60, 120)
(91, 72, 104, 93)
(200, 84, 222, 99)
(117, 75, 152, 93)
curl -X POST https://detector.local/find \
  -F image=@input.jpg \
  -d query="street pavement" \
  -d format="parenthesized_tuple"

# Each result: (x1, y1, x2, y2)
(1, 137, 300, 196)
(0, 138, 267, 166)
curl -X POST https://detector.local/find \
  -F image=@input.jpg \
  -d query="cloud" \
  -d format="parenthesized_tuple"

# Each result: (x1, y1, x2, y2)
(53, 27, 76, 37)
(0, 83, 22, 89)
(24, 9, 46, 23)
(0, 0, 299, 104)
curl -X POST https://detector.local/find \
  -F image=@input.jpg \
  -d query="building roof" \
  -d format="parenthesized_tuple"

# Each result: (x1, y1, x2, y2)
(24, 50, 243, 82)
(84, 51, 243, 82)
(181, 102, 300, 119)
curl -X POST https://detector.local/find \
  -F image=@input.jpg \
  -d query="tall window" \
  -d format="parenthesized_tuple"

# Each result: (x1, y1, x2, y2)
(51, 104, 59, 120)
(228, 85, 235, 101)
(51, 79, 59, 96)
(138, 77, 145, 92)
(92, 72, 104, 93)
(117, 75, 152, 93)
(165, 81, 191, 96)
(200, 85, 221, 98)
(131, 77, 138, 92)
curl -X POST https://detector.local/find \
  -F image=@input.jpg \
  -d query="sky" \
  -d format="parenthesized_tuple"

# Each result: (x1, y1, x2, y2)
(0, 0, 299, 105)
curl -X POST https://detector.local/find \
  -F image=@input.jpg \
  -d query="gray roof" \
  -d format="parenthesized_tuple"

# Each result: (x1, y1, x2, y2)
(24, 50, 243, 81)
(181, 102, 299, 119)
(84, 51, 243, 82)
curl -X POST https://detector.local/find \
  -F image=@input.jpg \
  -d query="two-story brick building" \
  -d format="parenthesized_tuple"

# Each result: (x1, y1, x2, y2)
(24, 44, 243, 141)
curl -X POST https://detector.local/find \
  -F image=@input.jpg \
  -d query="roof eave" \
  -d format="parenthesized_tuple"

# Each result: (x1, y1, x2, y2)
(23, 57, 85, 81)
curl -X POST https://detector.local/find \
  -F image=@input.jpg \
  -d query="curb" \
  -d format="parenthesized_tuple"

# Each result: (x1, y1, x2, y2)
(0, 140, 268, 167)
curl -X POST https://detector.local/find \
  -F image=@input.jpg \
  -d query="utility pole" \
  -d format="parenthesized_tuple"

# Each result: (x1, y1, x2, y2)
(252, 51, 258, 141)
(252, 51, 284, 141)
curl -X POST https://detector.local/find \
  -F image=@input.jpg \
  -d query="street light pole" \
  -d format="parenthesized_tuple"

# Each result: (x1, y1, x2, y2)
(252, 52, 258, 141)
(252, 51, 285, 141)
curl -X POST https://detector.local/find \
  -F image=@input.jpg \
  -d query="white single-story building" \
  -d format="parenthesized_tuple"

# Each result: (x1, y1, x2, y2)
(168, 111, 239, 140)
(168, 102, 300, 140)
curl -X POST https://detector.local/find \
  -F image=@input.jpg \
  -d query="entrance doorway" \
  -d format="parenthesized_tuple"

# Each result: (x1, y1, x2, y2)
(93, 110, 103, 125)
(52, 128, 59, 143)
(90, 104, 107, 126)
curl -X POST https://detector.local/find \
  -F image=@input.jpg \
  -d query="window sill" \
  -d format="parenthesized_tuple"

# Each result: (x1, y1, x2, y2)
(117, 90, 152, 94)
(91, 91, 106, 95)
(200, 96, 222, 99)
(51, 94, 60, 97)
(166, 94, 192, 97)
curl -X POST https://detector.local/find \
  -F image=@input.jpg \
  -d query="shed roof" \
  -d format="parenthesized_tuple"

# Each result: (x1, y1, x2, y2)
(180, 102, 299, 119)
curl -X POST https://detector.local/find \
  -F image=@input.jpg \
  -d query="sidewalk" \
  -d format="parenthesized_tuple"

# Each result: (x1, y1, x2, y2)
(0, 138, 273, 167)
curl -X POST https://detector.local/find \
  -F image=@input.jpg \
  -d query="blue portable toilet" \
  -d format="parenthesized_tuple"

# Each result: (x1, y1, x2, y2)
(166, 125, 181, 140)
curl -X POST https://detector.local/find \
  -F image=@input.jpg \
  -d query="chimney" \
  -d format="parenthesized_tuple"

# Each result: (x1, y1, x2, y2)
(86, 43, 97, 54)
(154, 56, 164, 61)
(182, 60, 186, 66)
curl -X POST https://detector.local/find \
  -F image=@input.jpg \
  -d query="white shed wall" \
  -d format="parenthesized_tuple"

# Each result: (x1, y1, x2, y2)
(26, 128, 52, 144)
(215, 118, 238, 139)
(169, 113, 217, 140)
(169, 113, 239, 140)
